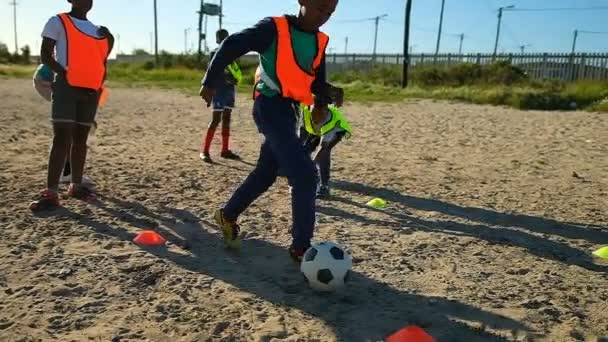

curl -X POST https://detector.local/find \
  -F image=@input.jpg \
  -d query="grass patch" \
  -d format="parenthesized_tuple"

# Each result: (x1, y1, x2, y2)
(0, 64, 35, 78)
(2, 62, 607, 112)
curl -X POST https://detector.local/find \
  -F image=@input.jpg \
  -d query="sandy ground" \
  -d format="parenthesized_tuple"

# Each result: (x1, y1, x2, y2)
(0, 78, 607, 342)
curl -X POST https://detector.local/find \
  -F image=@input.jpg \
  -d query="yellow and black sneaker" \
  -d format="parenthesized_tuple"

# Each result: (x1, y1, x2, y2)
(214, 209, 241, 250)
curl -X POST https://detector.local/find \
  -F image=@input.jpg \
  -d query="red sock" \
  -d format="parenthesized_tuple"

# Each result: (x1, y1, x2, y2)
(221, 128, 230, 153)
(202, 128, 216, 154)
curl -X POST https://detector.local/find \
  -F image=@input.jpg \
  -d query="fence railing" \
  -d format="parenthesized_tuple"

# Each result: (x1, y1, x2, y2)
(326, 53, 608, 82)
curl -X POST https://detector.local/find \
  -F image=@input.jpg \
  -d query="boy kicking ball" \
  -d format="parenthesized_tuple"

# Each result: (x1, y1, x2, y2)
(199, 0, 343, 262)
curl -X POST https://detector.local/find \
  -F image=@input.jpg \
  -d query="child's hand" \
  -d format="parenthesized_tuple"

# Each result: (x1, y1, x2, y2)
(311, 105, 329, 133)
(329, 85, 344, 107)
(199, 85, 216, 107)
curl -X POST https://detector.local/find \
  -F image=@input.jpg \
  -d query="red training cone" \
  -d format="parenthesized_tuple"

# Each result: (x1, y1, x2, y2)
(133, 230, 166, 246)
(386, 326, 435, 342)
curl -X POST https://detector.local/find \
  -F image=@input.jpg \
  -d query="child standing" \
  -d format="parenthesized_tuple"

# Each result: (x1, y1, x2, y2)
(30, 0, 113, 211)
(199, 0, 343, 261)
(300, 104, 352, 199)
(200, 29, 243, 163)
(33, 63, 96, 186)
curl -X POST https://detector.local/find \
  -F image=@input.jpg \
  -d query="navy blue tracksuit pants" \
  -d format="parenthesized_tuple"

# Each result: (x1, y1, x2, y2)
(223, 95, 318, 250)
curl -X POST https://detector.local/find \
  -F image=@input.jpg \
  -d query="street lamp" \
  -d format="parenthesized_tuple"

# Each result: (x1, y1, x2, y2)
(493, 5, 515, 58)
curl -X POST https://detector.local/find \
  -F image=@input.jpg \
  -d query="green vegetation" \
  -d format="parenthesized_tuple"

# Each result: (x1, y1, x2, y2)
(2, 58, 606, 112)
(331, 62, 607, 111)
(0, 42, 31, 65)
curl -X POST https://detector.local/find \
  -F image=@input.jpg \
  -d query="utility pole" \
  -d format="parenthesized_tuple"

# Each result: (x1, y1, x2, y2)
(149, 32, 153, 54)
(571, 29, 578, 54)
(435, 0, 445, 56)
(116, 33, 121, 54)
(10, 0, 18, 53)
(402, 0, 413, 88)
(372, 14, 388, 61)
(197, 0, 204, 63)
(153, 0, 159, 66)
(458, 33, 464, 54)
(184, 28, 191, 54)
(344, 37, 348, 54)
(219, 0, 223, 29)
(493, 5, 514, 58)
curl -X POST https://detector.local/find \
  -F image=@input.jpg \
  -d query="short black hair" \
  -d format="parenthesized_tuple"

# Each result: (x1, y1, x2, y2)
(216, 29, 229, 39)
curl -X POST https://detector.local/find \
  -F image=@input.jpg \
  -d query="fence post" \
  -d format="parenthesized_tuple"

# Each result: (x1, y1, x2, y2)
(579, 53, 587, 80)
(421, 53, 425, 65)
(541, 53, 548, 79)
(508, 53, 513, 64)
(476, 53, 481, 64)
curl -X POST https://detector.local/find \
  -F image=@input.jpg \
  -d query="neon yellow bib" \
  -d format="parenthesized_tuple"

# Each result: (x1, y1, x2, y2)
(301, 105, 352, 138)
(227, 62, 243, 85)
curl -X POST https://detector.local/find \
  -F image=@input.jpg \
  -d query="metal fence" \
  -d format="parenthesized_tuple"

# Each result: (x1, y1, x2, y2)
(326, 53, 608, 82)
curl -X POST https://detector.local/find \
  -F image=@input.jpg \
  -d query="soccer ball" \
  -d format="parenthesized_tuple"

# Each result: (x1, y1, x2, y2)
(300, 242, 352, 292)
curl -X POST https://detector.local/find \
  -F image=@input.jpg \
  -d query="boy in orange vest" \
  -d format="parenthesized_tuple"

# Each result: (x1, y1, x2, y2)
(30, 0, 113, 211)
(200, 0, 343, 262)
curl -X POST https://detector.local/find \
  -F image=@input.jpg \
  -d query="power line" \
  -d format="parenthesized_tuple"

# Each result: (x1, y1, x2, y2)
(579, 30, 608, 35)
(507, 6, 608, 12)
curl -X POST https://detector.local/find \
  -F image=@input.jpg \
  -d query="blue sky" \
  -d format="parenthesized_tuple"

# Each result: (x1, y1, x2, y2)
(1, 0, 607, 57)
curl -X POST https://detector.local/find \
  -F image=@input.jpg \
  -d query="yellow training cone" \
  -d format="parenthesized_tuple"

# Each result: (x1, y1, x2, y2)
(367, 198, 387, 208)
(593, 246, 608, 260)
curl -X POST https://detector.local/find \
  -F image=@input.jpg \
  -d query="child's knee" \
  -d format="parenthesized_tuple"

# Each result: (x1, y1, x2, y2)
(72, 127, 90, 144)
(52, 132, 72, 147)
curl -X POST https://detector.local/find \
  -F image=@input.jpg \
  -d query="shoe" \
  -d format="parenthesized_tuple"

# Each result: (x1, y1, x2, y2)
(316, 185, 331, 199)
(221, 150, 241, 160)
(60, 174, 93, 185)
(67, 184, 97, 201)
(29, 189, 60, 211)
(214, 209, 241, 250)
(200, 152, 213, 163)
(289, 246, 309, 263)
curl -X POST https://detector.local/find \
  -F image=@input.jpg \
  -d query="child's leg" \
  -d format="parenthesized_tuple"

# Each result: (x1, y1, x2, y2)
(47, 123, 74, 191)
(221, 108, 232, 153)
(63, 152, 72, 177)
(223, 96, 318, 250)
(70, 124, 92, 185)
(202, 110, 222, 155)
(220, 109, 240, 159)
(314, 132, 345, 187)
(223, 138, 278, 220)
(67, 88, 99, 199)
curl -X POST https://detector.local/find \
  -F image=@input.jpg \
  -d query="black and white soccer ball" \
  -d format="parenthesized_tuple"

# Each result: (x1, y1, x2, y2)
(300, 242, 352, 292)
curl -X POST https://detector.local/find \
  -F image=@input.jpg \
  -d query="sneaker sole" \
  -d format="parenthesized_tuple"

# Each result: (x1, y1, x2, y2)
(214, 210, 241, 250)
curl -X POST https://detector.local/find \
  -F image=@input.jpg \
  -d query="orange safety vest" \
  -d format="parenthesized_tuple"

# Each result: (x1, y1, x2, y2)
(254, 16, 329, 105)
(58, 13, 110, 90)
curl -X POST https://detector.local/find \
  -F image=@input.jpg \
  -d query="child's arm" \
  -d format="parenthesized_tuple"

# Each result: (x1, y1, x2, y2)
(98, 26, 114, 84)
(40, 38, 65, 77)
(312, 57, 344, 108)
(200, 18, 276, 105)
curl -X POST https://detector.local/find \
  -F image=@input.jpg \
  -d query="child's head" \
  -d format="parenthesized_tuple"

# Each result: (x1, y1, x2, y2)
(68, 0, 93, 13)
(216, 29, 229, 44)
(298, 0, 338, 30)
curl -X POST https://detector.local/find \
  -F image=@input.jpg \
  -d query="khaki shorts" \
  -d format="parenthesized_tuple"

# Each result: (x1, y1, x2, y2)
(52, 75, 99, 127)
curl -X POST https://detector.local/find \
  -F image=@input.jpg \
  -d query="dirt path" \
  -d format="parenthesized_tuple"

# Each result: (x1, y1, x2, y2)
(0, 78, 607, 341)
